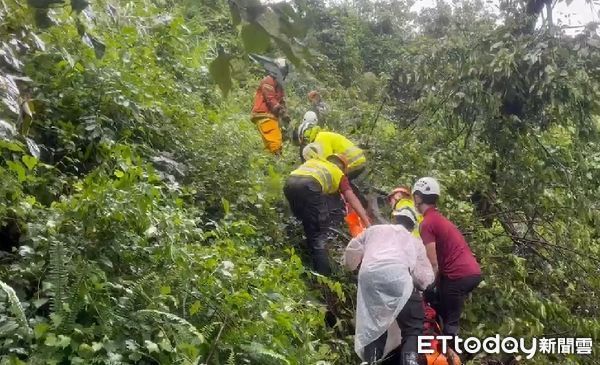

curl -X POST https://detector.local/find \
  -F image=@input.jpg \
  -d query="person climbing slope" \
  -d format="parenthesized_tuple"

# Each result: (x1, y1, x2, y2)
(296, 119, 366, 180)
(284, 144, 371, 275)
(297, 114, 377, 235)
(308, 90, 328, 123)
(343, 205, 434, 365)
(250, 56, 290, 155)
(412, 177, 482, 354)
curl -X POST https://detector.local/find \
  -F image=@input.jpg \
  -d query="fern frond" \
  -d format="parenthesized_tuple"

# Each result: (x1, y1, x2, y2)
(48, 237, 71, 316)
(112, 273, 158, 321)
(0, 280, 32, 337)
(59, 271, 85, 332)
(241, 342, 290, 365)
(226, 349, 236, 365)
(136, 309, 205, 344)
(200, 321, 219, 338)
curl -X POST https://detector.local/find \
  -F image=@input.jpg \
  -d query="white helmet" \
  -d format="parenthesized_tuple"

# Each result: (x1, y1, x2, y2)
(297, 119, 319, 144)
(302, 143, 323, 161)
(303, 111, 318, 124)
(392, 206, 418, 226)
(274, 58, 289, 78)
(412, 177, 441, 196)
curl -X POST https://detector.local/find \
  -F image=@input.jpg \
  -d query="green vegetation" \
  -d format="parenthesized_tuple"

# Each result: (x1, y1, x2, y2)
(0, 0, 598, 364)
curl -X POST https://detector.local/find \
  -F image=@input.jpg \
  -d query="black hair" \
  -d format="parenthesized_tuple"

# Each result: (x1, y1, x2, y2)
(393, 215, 415, 232)
(414, 191, 439, 205)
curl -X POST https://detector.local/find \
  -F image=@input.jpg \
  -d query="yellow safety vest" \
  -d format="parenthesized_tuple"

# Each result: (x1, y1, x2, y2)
(393, 198, 423, 238)
(313, 131, 366, 172)
(290, 158, 344, 194)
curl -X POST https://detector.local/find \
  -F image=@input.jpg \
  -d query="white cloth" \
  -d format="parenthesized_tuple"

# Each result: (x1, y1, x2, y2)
(343, 224, 435, 360)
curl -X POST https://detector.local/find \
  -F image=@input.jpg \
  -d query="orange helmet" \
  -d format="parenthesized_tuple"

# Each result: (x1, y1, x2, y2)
(308, 90, 320, 102)
(388, 186, 411, 205)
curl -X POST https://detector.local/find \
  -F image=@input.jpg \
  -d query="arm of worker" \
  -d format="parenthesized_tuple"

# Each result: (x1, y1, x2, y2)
(411, 237, 435, 290)
(424, 242, 438, 277)
(342, 231, 366, 271)
(339, 177, 371, 227)
(261, 79, 282, 115)
(420, 221, 439, 277)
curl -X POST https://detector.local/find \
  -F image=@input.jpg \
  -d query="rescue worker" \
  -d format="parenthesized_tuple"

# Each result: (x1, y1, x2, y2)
(295, 115, 364, 223)
(250, 58, 290, 155)
(284, 145, 371, 276)
(308, 90, 328, 122)
(343, 205, 434, 365)
(412, 177, 482, 353)
(388, 186, 423, 238)
(296, 121, 366, 180)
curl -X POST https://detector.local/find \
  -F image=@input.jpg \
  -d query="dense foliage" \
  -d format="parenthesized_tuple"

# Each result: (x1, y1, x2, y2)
(0, 0, 598, 364)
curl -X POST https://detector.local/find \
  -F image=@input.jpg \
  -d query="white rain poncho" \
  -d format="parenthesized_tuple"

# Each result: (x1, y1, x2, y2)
(343, 224, 434, 360)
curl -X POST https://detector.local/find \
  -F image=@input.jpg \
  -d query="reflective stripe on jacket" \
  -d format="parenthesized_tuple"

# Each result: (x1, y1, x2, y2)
(290, 158, 344, 194)
(314, 131, 366, 172)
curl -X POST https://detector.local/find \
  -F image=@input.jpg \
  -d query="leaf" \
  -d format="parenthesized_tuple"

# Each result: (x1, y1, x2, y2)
(0, 321, 19, 335)
(0, 139, 24, 152)
(33, 298, 49, 308)
(34, 323, 49, 339)
(241, 342, 290, 364)
(45, 333, 58, 346)
(222, 197, 230, 215)
(145, 225, 157, 237)
(159, 286, 171, 295)
(7, 160, 26, 182)
(57, 335, 71, 348)
(22, 155, 38, 170)
(144, 340, 159, 353)
(159, 338, 173, 352)
(189, 301, 202, 315)
(91, 342, 103, 352)
(209, 53, 233, 97)
(241, 23, 271, 53)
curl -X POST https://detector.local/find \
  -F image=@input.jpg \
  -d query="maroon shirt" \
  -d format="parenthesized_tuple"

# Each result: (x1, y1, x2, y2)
(420, 208, 481, 280)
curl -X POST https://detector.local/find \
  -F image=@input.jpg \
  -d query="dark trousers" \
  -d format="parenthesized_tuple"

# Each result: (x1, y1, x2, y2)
(284, 176, 332, 275)
(438, 275, 482, 338)
(364, 289, 424, 363)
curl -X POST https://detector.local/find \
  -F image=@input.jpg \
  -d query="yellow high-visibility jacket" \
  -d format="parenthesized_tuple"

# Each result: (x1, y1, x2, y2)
(393, 198, 423, 238)
(290, 158, 344, 194)
(313, 131, 366, 173)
